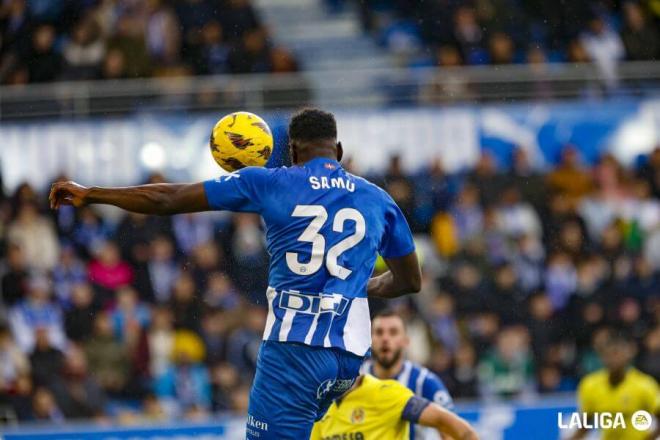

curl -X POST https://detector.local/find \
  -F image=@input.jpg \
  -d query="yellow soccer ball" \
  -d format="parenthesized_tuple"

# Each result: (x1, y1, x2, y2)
(209, 111, 274, 172)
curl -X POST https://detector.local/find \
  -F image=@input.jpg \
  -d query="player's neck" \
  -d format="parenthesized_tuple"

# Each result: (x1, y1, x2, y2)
(298, 152, 337, 165)
(373, 358, 404, 380)
(608, 368, 628, 387)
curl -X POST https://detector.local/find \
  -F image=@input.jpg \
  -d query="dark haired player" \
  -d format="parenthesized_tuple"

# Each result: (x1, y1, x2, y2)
(50, 109, 422, 439)
(362, 309, 454, 440)
(570, 330, 659, 440)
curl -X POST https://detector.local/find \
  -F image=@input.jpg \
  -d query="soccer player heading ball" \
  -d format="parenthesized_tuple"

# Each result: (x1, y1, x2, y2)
(50, 109, 435, 438)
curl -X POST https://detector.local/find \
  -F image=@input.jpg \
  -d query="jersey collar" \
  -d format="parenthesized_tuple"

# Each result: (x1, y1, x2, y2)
(302, 157, 341, 170)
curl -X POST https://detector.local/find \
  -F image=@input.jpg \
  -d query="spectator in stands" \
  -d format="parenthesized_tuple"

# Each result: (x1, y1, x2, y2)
(449, 184, 484, 245)
(147, 236, 180, 303)
(7, 201, 59, 271)
(144, 0, 181, 67)
(221, 0, 261, 41)
(639, 325, 660, 380)
(100, 48, 127, 79)
(50, 345, 107, 420)
(210, 362, 241, 411)
(64, 283, 97, 343)
(51, 246, 87, 308)
(172, 213, 214, 255)
(621, 2, 659, 61)
(201, 308, 229, 365)
(639, 147, 660, 198)
(88, 241, 133, 298)
(493, 186, 542, 239)
(227, 28, 272, 74)
(0, 324, 29, 395)
(30, 387, 64, 423)
(9, 276, 66, 352)
(203, 271, 240, 310)
(61, 17, 105, 81)
(111, 286, 150, 343)
(580, 15, 625, 90)
(1, 243, 28, 307)
(226, 306, 266, 379)
(29, 328, 63, 387)
(197, 21, 230, 75)
(478, 326, 534, 398)
(73, 207, 111, 259)
(468, 152, 508, 206)
(154, 330, 211, 413)
(488, 32, 515, 64)
(22, 24, 61, 83)
(147, 306, 175, 378)
(452, 6, 486, 64)
(547, 146, 593, 208)
(107, 15, 151, 78)
(169, 273, 203, 333)
(84, 312, 130, 395)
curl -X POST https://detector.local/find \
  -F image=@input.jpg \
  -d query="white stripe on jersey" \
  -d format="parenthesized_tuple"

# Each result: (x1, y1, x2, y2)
(398, 360, 413, 388)
(342, 297, 371, 355)
(279, 309, 296, 341)
(304, 313, 320, 344)
(416, 367, 429, 395)
(323, 313, 334, 347)
(263, 287, 277, 340)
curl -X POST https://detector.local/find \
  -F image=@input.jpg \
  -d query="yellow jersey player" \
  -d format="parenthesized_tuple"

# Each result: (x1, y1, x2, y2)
(571, 331, 660, 440)
(310, 374, 478, 440)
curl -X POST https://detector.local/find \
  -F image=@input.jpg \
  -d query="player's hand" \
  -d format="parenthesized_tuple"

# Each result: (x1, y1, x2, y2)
(49, 181, 90, 209)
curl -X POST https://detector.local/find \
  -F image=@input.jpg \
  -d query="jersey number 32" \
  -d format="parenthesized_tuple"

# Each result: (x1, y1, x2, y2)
(286, 204, 366, 280)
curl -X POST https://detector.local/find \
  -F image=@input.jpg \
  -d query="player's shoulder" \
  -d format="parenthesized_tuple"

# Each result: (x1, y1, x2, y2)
(579, 369, 608, 390)
(628, 368, 659, 388)
(346, 172, 397, 202)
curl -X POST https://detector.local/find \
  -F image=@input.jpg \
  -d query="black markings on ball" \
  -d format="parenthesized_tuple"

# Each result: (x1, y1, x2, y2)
(222, 157, 247, 170)
(224, 131, 255, 149)
(228, 114, 238, 128)
(257, 146, 271, 159)
(251, 122, 272, 135)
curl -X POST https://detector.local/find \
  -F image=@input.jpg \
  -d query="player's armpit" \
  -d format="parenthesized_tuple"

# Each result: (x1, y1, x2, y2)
(417, 403, 479, 440)
(367, 251, 421, 298)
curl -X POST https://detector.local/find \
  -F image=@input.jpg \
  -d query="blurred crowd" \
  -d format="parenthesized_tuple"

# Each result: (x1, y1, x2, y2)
(356, 0, 658, 85)
(0, 145, 659, 424)
(0, 0, 299, 85)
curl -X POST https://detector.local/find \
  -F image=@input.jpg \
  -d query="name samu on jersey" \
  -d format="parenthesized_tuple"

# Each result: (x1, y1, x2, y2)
(203, 159, 415, 357)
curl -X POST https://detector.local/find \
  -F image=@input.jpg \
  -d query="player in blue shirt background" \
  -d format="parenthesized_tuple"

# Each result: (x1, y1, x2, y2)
(361, 309, 454, 440)
(50, 109, 422, 439)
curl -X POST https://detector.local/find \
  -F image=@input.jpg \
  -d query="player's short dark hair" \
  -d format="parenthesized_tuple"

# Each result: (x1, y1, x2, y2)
(372, 309, 405, 327)
(288, 108, 337, 142)
(605, 328, 634, 346)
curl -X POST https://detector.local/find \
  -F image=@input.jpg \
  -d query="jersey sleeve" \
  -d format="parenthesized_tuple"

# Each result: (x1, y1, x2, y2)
(378, 380, 416, 420)
(379, 196, 415, 258)
(422, 371, 454, 410)
(203, 167, 271, 213)
(401, 396, 432, 423)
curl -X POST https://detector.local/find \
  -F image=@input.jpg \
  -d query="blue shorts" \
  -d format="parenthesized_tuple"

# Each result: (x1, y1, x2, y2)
(246, 340, 364, 439)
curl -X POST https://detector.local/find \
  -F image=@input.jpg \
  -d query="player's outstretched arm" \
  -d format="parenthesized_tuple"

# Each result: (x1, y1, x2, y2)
(367, 251, 421, 298)
(49, 181, 209, 215)
(418, 403, 479, 440)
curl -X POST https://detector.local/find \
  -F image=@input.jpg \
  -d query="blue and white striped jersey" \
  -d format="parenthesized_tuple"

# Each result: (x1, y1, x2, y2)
(204, 158, 415, 356)
(361, 359, 454, 439)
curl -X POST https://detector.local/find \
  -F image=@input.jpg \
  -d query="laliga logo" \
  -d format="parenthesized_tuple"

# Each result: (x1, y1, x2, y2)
(558, 410, 653, 431)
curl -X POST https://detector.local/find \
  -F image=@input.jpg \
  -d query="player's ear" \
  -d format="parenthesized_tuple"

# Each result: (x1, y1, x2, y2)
(289, 142, 298, 164)
(336, 142, 343, 162)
